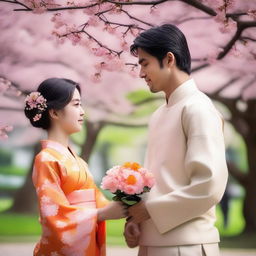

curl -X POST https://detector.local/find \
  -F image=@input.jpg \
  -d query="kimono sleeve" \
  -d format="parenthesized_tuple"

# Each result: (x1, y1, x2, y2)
(33, 154, 98, 255)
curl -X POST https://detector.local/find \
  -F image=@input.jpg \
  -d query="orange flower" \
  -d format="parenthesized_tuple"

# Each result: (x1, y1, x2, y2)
(123, 162, 141, 172)
(126, 175, 137, 185)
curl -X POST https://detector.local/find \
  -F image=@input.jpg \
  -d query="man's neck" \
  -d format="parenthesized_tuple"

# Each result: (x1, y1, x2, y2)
(165, 72, 190, 103)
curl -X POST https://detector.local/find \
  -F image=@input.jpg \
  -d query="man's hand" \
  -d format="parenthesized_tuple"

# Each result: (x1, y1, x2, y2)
(128, 201, 150, 224)
(124, 221, 140, 248)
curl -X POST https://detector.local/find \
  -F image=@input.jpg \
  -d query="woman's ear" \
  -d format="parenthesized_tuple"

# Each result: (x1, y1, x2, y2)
(49, 109, 59, 120)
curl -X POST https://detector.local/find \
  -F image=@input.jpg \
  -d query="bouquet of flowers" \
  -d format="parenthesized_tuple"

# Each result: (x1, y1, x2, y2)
(101, 162, 155, 206)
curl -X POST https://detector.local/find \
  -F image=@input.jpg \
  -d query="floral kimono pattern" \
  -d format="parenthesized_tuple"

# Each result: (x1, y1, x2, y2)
(32, 140, 109, 256)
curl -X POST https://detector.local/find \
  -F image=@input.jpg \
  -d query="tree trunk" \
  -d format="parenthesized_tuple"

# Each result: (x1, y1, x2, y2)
(8, 143, 41, 213)
(243, 181, 256, 232)
(81, 121, 105, 162)
(242, 138, 256, 232)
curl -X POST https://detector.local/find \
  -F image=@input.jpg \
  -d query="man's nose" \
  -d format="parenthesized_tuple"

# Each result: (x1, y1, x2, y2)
(139, 69, 146, 78)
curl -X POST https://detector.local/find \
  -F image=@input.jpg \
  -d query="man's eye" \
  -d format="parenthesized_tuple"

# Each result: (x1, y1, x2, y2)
(143, 63, 148, 67)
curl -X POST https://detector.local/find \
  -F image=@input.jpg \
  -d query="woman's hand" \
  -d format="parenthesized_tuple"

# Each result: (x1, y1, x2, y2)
(98, 201, 128, 221)
(124, 221, 140, 248)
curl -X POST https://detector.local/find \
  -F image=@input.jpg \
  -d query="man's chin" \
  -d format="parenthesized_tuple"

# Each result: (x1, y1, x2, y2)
(149, 86, 159, 93)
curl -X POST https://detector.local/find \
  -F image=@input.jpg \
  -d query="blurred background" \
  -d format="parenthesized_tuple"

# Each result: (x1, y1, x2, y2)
(0, 0, 256, 255)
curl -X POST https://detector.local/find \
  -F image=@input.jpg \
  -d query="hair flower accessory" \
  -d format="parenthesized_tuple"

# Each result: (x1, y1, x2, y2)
(25, 92, 47, 121)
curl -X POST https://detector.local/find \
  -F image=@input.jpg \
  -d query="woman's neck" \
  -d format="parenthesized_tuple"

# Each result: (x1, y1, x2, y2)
(47, 126, 69, 148)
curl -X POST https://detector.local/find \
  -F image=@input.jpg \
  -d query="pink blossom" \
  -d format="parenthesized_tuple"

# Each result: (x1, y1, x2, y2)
(101, 175, 119, 193)
(128, 68, 138, 78)
(87, 16, 99, 27)
(101, 163, 155, 195)
(0, 78, 10, 94)
(104, 24, 116, 34)
(33, 113, 42, 122)
(229, 46, 242, 58)
(120, 38, 129, 51)
(92, 47, 109, 57)
(0, 125, 12, 140)
(219, 19, 237, 34)
(104, 57, 124, 72)
(90, 73, 101, 83)
(51, 13, 65, 29)
(94, 62, 107, 72)
(32, 7, 47, 14)
(248, 9, 256, 20)
(67, 33, 81, 45)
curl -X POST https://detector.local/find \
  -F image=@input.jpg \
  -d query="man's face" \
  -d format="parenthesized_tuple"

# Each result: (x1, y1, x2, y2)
(137, 48, 169, 93)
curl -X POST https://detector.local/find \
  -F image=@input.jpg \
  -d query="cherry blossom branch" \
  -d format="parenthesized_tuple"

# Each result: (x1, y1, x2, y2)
(175, 16, 212, 25)
(60, 26, 123, 56)
(97, 15, 145, 31)
(240, 36, 256, 42)
(240, 77, 256, 97)
(0, 0, 31, 10)
(120, 9, 154, 27)
(191, 63, 209, 73)
(212, 77, 240, 96)
(105, 0, 217, 16)
(218, 20, 256, 59)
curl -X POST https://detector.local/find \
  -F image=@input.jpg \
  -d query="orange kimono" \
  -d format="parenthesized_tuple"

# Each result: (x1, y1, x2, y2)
(32, 140, 109, 256)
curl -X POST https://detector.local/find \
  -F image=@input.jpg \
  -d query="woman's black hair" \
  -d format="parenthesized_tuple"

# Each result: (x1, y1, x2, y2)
(24, 78, 81, 130)
(130, 24, 191, 74)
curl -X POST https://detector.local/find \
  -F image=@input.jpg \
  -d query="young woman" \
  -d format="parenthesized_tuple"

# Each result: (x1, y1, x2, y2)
(24, 78, 127, 256)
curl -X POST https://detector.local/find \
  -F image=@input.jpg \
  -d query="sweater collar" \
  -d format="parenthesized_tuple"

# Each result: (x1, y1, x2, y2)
(166, 79, 198, 107)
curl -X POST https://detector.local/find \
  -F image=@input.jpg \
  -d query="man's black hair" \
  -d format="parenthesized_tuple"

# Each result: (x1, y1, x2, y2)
(130, 24, 191, 74)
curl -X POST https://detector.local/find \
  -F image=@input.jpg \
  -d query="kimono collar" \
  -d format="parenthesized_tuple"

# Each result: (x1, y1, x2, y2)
(166, 79, 198, 107)
(41, 140, 76, 157)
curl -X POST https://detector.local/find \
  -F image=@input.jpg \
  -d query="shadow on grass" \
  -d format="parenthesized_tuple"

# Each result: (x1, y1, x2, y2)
(220, 233, 256, 249)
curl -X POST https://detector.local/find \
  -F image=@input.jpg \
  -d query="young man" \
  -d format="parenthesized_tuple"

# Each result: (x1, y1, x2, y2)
(125, 24, 228, 256)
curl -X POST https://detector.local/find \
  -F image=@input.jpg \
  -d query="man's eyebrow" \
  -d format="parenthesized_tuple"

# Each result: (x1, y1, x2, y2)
(72, 98, 81, 102)
(138, 58, 147, 65)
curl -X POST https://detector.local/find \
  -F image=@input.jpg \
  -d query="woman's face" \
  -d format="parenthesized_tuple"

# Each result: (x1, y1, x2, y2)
(56, 88, 85, 135)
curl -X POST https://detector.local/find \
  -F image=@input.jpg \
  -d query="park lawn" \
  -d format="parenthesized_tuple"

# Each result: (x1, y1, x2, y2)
(0, 198, 255, 248)
(0, 211, 126, 245)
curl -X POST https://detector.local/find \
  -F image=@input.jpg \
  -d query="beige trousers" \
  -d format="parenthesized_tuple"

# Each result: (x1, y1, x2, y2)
(138, 243, 220, 256)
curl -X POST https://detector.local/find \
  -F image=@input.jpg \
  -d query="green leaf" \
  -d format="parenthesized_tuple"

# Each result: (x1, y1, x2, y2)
(121, 198, 138, 206)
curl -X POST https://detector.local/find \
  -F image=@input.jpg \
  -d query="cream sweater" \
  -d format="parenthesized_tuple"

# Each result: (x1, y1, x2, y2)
(140, 79, 228, 246)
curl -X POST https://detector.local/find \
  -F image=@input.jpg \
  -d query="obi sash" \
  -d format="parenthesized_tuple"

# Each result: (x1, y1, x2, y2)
(66, 188, 106, 256)
(67, 189, 96, 208)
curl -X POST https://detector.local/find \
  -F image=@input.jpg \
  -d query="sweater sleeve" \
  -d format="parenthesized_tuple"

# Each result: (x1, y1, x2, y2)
(145, 103, 228, 234)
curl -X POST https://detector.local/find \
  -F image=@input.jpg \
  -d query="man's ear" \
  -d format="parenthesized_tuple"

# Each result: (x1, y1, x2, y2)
(166, 52, 175, 67)
(49, 109, 59, 120)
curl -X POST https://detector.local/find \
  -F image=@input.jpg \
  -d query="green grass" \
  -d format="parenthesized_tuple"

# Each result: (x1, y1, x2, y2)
(0, 166, 27, 176)
(0, 198, 13, 212)
(0, 198, 255, 248)
(0, 212, 126, 245)
(216, 198, 245, 236)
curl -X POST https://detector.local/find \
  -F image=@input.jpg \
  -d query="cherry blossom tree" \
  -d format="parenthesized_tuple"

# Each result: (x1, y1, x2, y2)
(1, 0, 256, 232)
